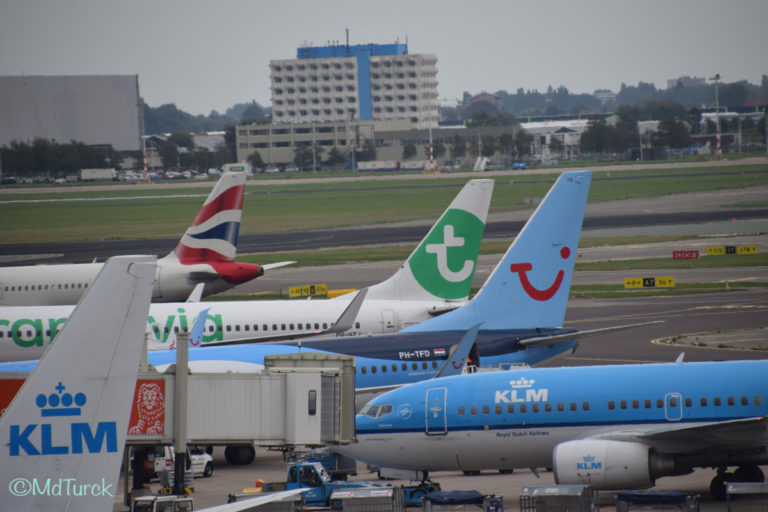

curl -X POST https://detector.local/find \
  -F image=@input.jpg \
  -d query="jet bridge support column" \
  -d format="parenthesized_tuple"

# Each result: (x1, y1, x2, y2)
(173, 330, 189, 495)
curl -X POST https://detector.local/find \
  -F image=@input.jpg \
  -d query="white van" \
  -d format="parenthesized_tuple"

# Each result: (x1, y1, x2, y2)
(147, 445, 214, 478)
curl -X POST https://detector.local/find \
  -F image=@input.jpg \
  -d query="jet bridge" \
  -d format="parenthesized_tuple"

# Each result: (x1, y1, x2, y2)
(124, 353, 356, 446)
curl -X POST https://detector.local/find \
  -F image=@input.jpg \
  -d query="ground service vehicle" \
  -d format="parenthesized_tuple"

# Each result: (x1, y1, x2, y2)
(130, 495, 194, 512)
(243, 462, 438, 508)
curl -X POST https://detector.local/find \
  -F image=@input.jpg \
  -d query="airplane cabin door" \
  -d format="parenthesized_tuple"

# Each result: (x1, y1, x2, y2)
(425, 387, 447, 435)
(381, 309, 397, 332)
(664, 392, 683, 421)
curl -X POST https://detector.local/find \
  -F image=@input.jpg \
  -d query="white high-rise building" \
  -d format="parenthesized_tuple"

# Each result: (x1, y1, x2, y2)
(270, 43, 438, 129)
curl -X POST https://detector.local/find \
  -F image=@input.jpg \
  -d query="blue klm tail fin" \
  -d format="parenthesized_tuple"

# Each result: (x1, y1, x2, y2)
(0, 255, 156, 512)
(403, 170, 592, 331)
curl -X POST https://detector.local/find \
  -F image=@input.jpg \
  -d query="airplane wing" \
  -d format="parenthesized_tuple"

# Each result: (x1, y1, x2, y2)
(202, 288, 369, 346)
(199, 488, 306, 512)
(519, 321, 664, 348)
(599, 416, 768, 447)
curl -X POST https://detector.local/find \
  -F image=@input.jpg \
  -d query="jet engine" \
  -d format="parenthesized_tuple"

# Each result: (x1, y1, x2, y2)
(553, 440, 674, 489)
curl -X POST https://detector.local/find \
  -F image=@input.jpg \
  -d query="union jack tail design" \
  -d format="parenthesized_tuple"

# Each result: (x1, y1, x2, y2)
(172, 171, 247, 263)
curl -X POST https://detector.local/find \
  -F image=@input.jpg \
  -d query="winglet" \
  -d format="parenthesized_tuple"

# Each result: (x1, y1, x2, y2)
(324, 288, 368, 334)
(0, 255, 156, 512)
(434, 324, 481, 378)
(186, 282, 206, 302)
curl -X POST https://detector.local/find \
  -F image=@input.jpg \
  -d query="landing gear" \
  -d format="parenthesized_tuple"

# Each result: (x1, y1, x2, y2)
(709, 465, 765, 501)
(499, 469, 514, 474)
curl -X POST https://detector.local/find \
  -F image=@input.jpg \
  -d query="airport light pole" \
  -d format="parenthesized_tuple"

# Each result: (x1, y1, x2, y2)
(709, 74, 722, 160)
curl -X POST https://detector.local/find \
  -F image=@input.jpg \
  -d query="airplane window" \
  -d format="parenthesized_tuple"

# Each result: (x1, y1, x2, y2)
(557, 403, 564, 412)
(411, 363, 417, 370)
(607, 401, 615, 410)
(645, 399, 652, 409)
(323, 323, 328, 329)
(582, 402, 589, 411)
(289, 324, 294, 330)
(84, 283, 88, 288)
(714, 397, 721, 406)
(379, 405, 392, 416)
(458, 406, 465, 416)
(401, 363, 407, 371)
(570, 402, 577, 412)
(281, 324, 286, 330)
(371, 366, 377, 374)
(685, 398, 692, 407)
(314, 323, 320, 330)
(361, 367, 367, 374)
(741, 396, 748, 406)
(235, 325, 240, 332)
(25, 285, 29, 291)
(78, 283, 82, 289)
(507, 404, 514, 414)
(421, 362, 427, 370)
(355, 322, 360, 328)
(519, 404, 527, 413)
(272, 324, 278, 331)
(0, 332, 3, 338)
(244, 325, 249, 331)
(44, 285, 48, 290)
(700, 397, 708, 406)
(296, 324, 302, 330)
(632, 400, 639, 409)
(470, 406, 477, 416)
(431, 361, 437, 369)
(391, 364, 397, 372)
(620, 400, 627, 410)
(481, 405, 489, 415)
(727, 397, 735, 406)
(532, 404, 540, 413)
(381, 365, 387, 373)
(305, 324, 311, 330)
(545, 403, 552, 412)
(669, 398, 677, 408)
(656, 399, 664, 408)
(58, 285, 62, 289)
(63, 284, 67, 289)
(754, 396, 762, 406)
(164, 327, 170, 333)
(226, 325, 231, 332)
(495, 405, 502, 414)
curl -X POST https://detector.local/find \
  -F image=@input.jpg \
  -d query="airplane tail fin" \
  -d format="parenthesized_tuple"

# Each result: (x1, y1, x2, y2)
(404, 171, 592, 331)
(364, 179, 494, 303)
(0, 255, 156, 512)
(164, 171, 264, 284)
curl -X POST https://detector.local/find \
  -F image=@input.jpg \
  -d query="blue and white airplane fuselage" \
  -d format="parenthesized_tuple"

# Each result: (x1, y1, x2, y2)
(346, 359, 768, 496)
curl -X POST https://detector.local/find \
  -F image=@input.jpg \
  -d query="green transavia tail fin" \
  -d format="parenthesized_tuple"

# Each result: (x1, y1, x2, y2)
(365, 179, 493, 302)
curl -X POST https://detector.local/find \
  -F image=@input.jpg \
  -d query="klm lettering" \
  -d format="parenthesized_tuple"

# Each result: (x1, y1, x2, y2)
(494, 388, 548, 403)
(9, 421, 117, 456)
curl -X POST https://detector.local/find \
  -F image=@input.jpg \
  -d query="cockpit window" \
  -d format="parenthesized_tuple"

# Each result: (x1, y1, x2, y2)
(360, 404, 393, 418)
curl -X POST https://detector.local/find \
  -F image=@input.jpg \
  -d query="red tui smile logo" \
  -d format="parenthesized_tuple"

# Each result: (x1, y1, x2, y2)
(509, 246, 571, 301)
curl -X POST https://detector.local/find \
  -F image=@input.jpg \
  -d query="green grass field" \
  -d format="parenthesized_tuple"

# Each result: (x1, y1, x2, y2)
(1, 163, 766, 245)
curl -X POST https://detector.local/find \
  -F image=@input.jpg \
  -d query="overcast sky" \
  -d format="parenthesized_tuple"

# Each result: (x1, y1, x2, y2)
(1, 0, 766, 115)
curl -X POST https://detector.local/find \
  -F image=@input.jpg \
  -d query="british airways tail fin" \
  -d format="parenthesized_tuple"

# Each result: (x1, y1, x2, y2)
(162, 171, 266, 285)
(404, 171, 592, 331)
(0, 255, 156, 512)
(364, 179, 494, 303)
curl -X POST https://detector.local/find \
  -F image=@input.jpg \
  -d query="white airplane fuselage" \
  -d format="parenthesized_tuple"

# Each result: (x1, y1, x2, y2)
(0, 259, 238, 306)
(0, 295, 464, 361)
